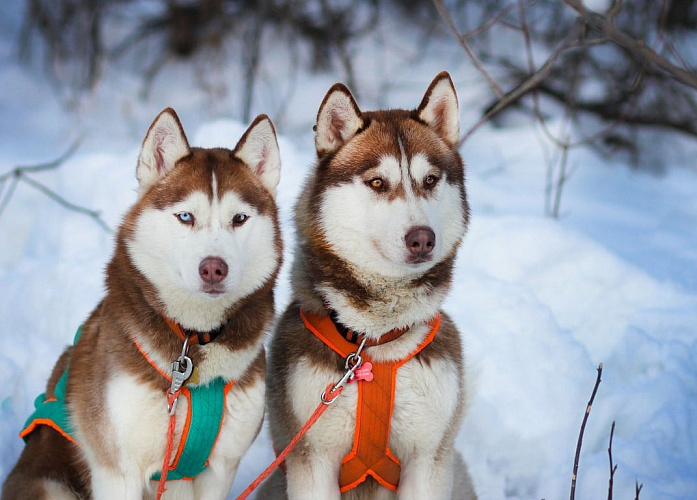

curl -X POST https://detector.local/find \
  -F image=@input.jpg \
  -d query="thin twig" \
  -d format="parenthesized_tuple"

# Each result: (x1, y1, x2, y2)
(0, 174, 20, 219)
(570, 363, 603, 500)
(608, 421, 617, 500)
(0, 139, 82, 181)
(459, 36, 580, 145)
(0, 141, 112, 233)
(635, 481, 643, 500)
(461, 2, 519, 40)
(551, 140, 570, 218)
(19, 174, 112, 233)
(561, 0, 697, 89)
(432, 0, 505, 98)
(607, 0, 623, 24)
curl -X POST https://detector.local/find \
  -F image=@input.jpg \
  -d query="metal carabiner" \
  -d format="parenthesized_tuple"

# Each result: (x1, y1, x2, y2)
(321, 337, 368, 405)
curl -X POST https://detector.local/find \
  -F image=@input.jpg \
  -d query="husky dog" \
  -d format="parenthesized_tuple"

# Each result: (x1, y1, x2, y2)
(258, 72, 476, 499)
(2, 109, 283, 500)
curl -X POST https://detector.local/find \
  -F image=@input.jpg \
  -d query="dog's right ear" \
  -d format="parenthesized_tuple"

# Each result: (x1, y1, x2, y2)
(314, 84, 363, 156)
(136, 108, 191, 197)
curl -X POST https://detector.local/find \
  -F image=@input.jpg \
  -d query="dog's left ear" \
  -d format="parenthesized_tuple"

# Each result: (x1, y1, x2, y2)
(234, 114, 281, 197)
(417, 72, 460, 148)
(137, 108, 191, 197)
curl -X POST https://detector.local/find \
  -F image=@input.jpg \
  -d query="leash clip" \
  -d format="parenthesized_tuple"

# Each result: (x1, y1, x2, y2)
(168, 336, 193, 415)
(321, 338, 368, 405)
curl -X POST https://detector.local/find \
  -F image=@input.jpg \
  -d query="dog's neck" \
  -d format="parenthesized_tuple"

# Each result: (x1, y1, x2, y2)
(163, 316, 226, 346)
(292, 249, 452, 337)
(328, 310, 409, 346)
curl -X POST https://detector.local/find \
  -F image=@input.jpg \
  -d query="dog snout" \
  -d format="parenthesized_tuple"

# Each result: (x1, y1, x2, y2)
(405, 226, 436, 260)
(199, 256, 228, 284)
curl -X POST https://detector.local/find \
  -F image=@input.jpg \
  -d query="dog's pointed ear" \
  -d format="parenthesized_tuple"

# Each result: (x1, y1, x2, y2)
(417, 72, 460, 148)
(315, 83, 364, 156)
(234, 114, 281, 197)
(136, 108, 190, 197)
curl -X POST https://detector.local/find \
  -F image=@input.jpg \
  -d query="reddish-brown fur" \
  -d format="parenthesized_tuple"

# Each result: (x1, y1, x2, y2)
(2, 111, 281, 500)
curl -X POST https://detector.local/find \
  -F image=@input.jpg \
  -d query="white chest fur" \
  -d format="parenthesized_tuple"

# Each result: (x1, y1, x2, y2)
(76, 368, 264, 500)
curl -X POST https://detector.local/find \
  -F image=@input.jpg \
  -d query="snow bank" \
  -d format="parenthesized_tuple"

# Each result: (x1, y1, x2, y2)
(1, 25, 696, 497)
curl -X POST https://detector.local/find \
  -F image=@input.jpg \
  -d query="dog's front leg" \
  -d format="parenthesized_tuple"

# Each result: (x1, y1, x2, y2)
(285, 453, 342, 500)
(397, 452, 455, 500)
(192, 459, 238, 500)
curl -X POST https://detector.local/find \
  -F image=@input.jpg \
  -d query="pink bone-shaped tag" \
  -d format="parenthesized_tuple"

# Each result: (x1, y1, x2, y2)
(350, 362, 374, 383)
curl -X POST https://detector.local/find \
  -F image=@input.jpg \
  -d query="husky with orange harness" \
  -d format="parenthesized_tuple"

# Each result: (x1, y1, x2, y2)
(2, 108, 283, 500)
(258, 72, 477, 499)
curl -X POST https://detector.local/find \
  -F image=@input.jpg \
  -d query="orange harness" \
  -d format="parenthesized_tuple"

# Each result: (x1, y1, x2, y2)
(300, 310, 440, 492)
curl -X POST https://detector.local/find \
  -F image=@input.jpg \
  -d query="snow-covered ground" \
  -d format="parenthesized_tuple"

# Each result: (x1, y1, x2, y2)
(1, 6, 696, 500)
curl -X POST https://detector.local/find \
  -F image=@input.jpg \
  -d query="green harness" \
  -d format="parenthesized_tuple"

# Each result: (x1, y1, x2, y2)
(20, 327, 229, 482)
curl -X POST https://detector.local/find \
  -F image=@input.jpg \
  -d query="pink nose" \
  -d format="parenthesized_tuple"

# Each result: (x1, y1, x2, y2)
(199, 257, 228, 284)
(405, 226, 436, 259)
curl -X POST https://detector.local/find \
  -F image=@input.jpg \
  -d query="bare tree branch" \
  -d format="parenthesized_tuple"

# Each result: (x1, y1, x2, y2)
(432, 0, 505, 99)
(635, 480, 643, 499)
(607, 421, 618, 500)
(0, 141, 112, 233)
(561, 0, 697, 89)
(0, 175, 20, 219)
(0, 139, 82, 180)
(19, 175, 112, 233)
(570, 363, 603, 500)
(460, 35, 581, 145)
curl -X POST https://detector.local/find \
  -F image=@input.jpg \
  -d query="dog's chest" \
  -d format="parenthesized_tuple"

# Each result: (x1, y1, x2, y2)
(101, 370, 264, 478)
(290, 355, 460, 460)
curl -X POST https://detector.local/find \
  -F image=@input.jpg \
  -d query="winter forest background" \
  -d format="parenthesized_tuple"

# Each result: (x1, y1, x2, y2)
(1, 0, 697, 498)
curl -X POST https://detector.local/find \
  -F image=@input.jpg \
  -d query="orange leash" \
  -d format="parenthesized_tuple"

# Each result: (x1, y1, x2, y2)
(157, 390, 181, 499)
(157, 326, 193, 500)
(235, 383, 343, 500)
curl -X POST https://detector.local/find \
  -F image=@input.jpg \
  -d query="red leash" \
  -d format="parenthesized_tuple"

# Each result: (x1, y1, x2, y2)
(157, 390, 181, 499)
(157, 328, 193, 500)
(235, 383, 343, 500)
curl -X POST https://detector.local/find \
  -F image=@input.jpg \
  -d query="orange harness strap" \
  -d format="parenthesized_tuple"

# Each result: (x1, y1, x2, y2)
(300, 310, 440, 492)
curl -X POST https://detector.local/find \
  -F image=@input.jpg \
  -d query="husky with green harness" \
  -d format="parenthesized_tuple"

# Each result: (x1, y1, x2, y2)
(20, 327, 232, 485)
(2, 107, 283, 500)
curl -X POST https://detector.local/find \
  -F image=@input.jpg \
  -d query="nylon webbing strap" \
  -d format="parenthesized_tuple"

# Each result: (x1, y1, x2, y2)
(151, 377, 229, 481)
(300, 310, 440, 492)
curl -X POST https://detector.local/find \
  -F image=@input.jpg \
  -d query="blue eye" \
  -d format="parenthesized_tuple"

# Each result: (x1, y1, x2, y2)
(176, 212, 194, 225)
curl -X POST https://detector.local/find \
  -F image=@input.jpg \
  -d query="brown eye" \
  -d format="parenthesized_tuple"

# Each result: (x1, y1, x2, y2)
(368, 178, 384, 189)
(424, 175, 438, 187)
(232, 213, 249, 227)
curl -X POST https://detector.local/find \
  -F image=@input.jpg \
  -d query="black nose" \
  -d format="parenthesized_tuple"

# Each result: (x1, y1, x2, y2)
(405, 226, 436, 259)
(199, 257, 228, 284)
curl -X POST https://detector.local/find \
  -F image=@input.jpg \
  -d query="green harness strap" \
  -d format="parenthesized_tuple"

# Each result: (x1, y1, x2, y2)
(151, 377, 227, 481)
(20, 327, 228, 482)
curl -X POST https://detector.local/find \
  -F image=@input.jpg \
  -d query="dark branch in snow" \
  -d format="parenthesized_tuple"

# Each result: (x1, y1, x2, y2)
(0, 140, 112, 233)
(635, 480, 643, 500)
(608, 421, 617, 500)
(570, 363, 603, 500)
(561, 0, 697, 90)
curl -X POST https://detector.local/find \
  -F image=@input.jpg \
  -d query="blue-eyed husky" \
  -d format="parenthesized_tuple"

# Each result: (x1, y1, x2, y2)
(3, 108, 283, 499)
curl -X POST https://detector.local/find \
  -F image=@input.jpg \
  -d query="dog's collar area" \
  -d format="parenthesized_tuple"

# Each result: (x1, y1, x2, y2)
(164, 317, 225, 345)
(328, 310, 409, 347)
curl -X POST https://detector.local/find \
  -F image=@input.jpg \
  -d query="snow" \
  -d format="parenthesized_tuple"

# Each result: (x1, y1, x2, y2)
(2, 9, 697, 500)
